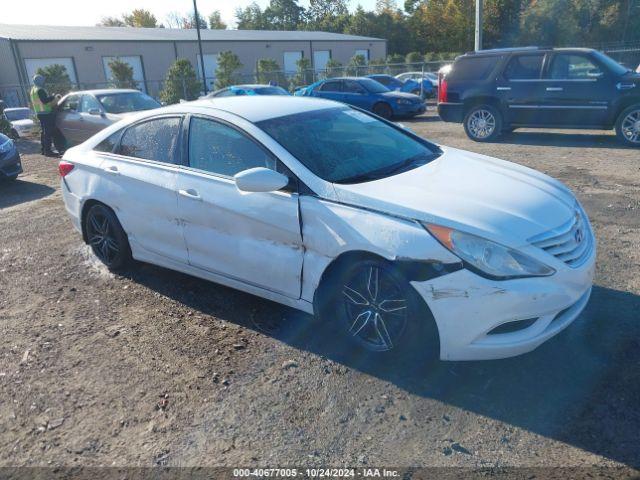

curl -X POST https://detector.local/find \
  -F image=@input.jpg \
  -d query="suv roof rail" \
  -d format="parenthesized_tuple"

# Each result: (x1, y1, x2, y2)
(466, 46, 543, 55)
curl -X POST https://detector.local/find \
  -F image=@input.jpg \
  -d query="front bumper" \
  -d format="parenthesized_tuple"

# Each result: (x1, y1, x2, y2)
(0, 149, 23, 178)
(412, 245, 596, 361)
(395, 102, 426, 117)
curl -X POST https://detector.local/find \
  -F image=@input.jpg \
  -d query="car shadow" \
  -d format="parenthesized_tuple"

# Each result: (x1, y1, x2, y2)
(495, 131, 630, 149)
(14, 137, 42, 155)
(123, 263, 640, 467)
(0, 179, 55, 209)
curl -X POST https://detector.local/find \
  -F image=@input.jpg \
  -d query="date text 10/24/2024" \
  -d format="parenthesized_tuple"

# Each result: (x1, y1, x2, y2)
(233, 469, 401, 478)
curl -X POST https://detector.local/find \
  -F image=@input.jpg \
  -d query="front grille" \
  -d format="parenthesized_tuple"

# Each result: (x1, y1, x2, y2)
(529, 209, 593, 268)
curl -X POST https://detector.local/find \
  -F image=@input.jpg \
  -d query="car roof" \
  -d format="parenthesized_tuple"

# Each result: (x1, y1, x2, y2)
(321, 77, 363, 81)
(462, 46, 597, 57)
(229, 84, 284, 89)
(177, 96, 341, 123)
(63, 89, 141, 97)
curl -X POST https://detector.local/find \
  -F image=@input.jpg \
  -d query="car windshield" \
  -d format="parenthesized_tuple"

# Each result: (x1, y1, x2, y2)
(592, 50, 630, 75)
(96, 92, 161, 114)
(5, 109, 31, 121)
(257, 107, 440, 184)
(359, 78, 390, 93)
(253, 87, 289, 95)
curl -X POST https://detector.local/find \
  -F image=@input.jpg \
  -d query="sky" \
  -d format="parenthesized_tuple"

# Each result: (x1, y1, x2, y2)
(2, 0, 379, 29)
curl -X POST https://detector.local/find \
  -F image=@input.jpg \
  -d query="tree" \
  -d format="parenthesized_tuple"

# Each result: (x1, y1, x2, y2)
(98, 16, 125, 27)
(290, 57, 313, 89)
(208, 11, 227, 29)
(256, 58, 289, 88)
(123, 9, 159, 28)
(160, 59, 201, 104)
(36, 64, 72, 95)
(107, 58, 138, 89)
(235, 3, 269, 29)
(305, 0, 350, 32)
(215, 51, 243, 89)
(386, 53, 405, 75)
(405, 51, 422, 65)
(166, 11, 208, 29)
(376, 0, 397, 14)
(345, 54, 367, 76)
(265, 0, 305, 30)
(369, 57, 388, 74)
(324, 58, 343, 77)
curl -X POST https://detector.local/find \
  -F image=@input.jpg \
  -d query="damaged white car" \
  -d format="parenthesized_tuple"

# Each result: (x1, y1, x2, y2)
(59, 96, 595, 361)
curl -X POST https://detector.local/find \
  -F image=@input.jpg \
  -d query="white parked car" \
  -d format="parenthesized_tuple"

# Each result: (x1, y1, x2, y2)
(4, 107, 34, 138)
(59, 96, 595, 361)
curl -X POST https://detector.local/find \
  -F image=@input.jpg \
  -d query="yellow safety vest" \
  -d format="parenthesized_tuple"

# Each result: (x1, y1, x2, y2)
(30, 86, 53, 114)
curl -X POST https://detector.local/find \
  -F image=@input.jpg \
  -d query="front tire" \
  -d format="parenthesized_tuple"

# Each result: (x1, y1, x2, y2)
(373, 102, 393, 120)
(10, 129, 19, 140)
(463, 104, 503, 142)
(84, 204, 131, 271)
(318, 258, 439, 360)
(615, 105, 640, 147)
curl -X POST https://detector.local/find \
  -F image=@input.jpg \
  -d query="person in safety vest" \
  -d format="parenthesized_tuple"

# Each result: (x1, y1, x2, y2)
(30, 74, 59, 157)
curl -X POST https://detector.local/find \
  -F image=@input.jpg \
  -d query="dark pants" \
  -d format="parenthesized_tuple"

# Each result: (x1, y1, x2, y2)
(37, 113, 56, 154)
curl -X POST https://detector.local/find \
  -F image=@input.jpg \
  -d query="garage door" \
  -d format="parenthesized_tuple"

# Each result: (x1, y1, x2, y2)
(102, 56, 146, 92)
(197, 54, 219, 90)
(24, 57, 78, 84)
(313, 51, 330, 72)
(284, 51, 303, 74)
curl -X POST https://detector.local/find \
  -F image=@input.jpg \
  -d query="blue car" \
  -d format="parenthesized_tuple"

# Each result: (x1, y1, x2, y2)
(296, 77, 425, 119)
(367, 74, 433, 99)
(0, 133, 22, 182)
(205, 84, 290, 98)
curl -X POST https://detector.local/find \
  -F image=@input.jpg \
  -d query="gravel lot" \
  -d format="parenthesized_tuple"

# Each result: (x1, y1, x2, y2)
(1, 112, 639, 471)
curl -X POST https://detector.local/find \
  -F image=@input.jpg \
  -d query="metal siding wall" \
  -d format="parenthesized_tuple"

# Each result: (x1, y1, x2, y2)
(0, 39, 20, 84)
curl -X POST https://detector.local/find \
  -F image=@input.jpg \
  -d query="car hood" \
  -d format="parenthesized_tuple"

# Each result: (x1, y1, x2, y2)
(380, 91, 422, 101)
(332, 146, 577, 247)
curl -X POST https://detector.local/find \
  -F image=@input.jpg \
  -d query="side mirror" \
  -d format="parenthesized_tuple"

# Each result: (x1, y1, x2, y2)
(88, 108, 102, 116)
(234, 167, 289, 193)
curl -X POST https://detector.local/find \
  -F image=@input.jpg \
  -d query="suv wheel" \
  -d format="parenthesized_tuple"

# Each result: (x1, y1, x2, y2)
(615, 105, 640, 147)
(464, 105, 502, 142)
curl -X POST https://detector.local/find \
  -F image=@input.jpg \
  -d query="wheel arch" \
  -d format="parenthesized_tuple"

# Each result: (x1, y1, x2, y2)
(612, 99, 640, 124)
(80, 199, 115, 244)
(463, 96, 503, 116)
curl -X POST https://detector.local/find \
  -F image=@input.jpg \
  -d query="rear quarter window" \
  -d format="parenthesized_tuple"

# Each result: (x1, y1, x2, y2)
(449, 56, 501, 81)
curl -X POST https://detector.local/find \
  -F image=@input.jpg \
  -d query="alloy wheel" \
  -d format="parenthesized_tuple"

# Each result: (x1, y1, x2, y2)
(342, 265, 408, 352)
(468, 109, 496, 139)
(87, 210, 120, 266)
(621, 109, 640, 144)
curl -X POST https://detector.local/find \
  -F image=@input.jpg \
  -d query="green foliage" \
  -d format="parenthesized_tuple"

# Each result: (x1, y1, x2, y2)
(236, 2, 269, 29)
(265, 0, 305, 30)
(208, 11, 227, 29)
(160, 59, 201, 104)
(123, 9, 158, 27)
(345, 54, 367, 76)
(215, 51, 243, 89)
(290, 58, 314, 89)
(35, 64, 72, 96)
(98, 16, 125, 27)
(405, 51, 423, 65)
(323, 58, 343, 78)
(107, 58, 138, 89)
(256, 58, 289, 89)
(368, 58, 388, 74)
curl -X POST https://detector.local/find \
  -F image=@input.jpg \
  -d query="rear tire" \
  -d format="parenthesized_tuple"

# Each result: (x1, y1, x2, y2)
(9, 129, 19, 140)
(463, 104, 503, 142)
(317, 257, 439, 362)
(615, 104, 640, 147)
(373, 102, 393, 120)
(84, 204, 131, 271)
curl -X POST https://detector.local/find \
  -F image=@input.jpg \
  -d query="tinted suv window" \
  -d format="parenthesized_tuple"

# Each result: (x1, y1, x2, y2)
(549, 54, 603, 79)
(450, 56, 498, 81)
(118, 117, 181, 163)
(504, 54, 545, 80)
(319, 81, 342, 92)
(188, 117, 275, 177)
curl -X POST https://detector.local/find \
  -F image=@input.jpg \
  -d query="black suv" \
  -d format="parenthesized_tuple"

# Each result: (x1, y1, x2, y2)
(438, 47, 640, 146)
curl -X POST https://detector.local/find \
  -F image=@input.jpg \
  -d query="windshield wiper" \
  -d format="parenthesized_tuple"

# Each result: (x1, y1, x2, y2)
(336, 153, 433, 184)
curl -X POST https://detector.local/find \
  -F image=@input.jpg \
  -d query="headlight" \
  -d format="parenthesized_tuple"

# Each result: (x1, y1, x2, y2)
(423, 223, 555, 279)
(0, 138, 14, 154)
(396, 98, 412, 105)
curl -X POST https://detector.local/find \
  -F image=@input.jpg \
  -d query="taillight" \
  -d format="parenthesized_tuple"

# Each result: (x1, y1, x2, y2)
(438, 74, 448, 104)
(59, 161, 74, 177)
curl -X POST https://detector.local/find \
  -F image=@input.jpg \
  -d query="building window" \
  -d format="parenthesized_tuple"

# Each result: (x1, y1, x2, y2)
(197, 54, 219, 89)
(283, 51, 303, 74)
(313, 50, 331, 72)
(102, 56, 146, 92)
(24, 57, 78, 85)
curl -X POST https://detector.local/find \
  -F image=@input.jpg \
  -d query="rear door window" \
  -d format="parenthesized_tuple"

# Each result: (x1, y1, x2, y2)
(548, 54, 603, 79)
(504, 54, 545, 80)
(117, 117, 182, 163)
(450, 56, 499, 81)
(319, 81, 343, 92)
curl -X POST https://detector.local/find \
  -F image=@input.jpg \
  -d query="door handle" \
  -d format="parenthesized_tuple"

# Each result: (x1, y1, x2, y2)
(179, 188, 201, 201)
(103, 165, 119, 175)
(546, 87, 563, 92)
(496, 87, 511, 91)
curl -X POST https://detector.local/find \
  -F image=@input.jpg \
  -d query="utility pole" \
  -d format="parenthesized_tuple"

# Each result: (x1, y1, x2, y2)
(193, 0, 208, 94)
(475, 0, 483, 51)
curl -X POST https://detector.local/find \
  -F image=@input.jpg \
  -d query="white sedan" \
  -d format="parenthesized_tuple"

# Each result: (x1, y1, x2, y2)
(4, 107, 34, 138)
(59, 96, 595, 361)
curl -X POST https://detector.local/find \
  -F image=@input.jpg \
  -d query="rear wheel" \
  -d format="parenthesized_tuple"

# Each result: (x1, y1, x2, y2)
(615, 105, 640, 147)
(84, 204, 131, 271)
(9, 129, 19, 140)
(464, 104, 503, 142)
(373, 102, 393, 120)
(318, 257, 439, 360)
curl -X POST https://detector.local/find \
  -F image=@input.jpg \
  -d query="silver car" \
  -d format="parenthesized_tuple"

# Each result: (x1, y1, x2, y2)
(56, 89, 161, 145)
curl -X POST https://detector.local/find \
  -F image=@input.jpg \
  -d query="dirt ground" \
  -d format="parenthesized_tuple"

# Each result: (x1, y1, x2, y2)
(1, 111, 640, 472)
